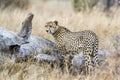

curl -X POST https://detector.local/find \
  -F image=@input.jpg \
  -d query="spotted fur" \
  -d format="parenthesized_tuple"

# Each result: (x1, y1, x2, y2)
(44, 20, 99, 74)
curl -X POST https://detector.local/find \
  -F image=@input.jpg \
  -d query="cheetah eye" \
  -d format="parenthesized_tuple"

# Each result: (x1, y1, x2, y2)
(49, 25, 52, 28)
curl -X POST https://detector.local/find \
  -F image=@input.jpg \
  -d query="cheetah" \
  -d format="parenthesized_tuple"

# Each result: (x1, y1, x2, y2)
(18, 13, 34, 43)
(44, 20, 99, 75)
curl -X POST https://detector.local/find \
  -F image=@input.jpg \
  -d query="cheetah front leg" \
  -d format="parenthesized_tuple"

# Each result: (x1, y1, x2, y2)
(66, 51, 78, 75)
(57, 45, 67, 73)
(66, 53, 73, 74)
(60, 52, 73, 74)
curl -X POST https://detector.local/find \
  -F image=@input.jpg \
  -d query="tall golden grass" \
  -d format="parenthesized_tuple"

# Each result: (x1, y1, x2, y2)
(0, 0, 120, 80)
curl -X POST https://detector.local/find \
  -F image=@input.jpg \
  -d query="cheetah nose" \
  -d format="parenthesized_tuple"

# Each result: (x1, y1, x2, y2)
(46, 30, 49, 32)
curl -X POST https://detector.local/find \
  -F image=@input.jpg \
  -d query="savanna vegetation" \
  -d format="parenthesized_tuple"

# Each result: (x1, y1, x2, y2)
(0, 0, 120, 80)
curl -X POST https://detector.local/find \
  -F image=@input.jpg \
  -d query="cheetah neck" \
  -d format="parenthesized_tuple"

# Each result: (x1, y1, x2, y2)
(52, 26, 71, 38)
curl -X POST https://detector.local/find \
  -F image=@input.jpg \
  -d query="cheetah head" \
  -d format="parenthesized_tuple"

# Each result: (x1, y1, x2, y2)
(45, 20, 59, 34)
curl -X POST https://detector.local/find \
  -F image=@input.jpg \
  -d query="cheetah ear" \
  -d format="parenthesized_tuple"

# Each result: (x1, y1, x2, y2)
(54, 20, 58, 25)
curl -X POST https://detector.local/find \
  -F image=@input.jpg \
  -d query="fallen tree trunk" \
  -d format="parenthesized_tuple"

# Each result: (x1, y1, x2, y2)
(0, 13, 61, 64)
(0, 26, 61, 62)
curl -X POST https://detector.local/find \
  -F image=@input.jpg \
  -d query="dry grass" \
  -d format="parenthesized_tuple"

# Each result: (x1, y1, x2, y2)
(0, 54, 120, 80)
(0, 0, 120, 80)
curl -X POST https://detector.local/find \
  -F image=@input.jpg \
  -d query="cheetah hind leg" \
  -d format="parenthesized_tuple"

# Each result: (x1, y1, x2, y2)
(84, 55, 93, 75)
(83, 47, 94, 75)
(92, 41, 99, 69)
